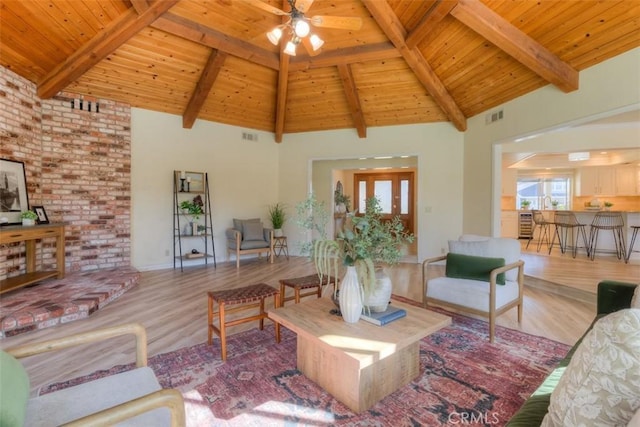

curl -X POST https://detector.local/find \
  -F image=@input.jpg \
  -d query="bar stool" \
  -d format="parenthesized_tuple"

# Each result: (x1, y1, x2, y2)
(626, 225, 640, 263)
(548, 211, 590, 258)
(207, 283, 280, 361)
(526, 210, 552, 252)
(588, 211, 626, 261)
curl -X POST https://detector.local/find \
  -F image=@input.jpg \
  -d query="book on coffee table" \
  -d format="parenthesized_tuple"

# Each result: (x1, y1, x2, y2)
(360, 305, 407, 326)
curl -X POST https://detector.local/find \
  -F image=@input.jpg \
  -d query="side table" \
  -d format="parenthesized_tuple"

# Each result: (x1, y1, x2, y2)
(273, 236, 289, 260)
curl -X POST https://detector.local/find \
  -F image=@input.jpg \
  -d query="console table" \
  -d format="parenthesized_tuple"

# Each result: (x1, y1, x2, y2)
(0, 223, 66, 294)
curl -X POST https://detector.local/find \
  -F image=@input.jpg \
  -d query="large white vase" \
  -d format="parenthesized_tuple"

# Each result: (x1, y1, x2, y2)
(339, 266, 363, 323)
(364, 268, 392, 313)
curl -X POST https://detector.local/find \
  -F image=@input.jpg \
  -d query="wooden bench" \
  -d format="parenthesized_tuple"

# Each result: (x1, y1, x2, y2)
(279, 274, 338, 306)
(207, 283, 280, 360)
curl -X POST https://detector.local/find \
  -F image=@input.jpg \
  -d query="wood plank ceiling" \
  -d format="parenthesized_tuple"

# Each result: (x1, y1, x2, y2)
(1, 0, 639, 142)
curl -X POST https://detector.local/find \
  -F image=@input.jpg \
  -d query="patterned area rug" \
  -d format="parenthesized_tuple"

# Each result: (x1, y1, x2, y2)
(42, 301, 570, 426)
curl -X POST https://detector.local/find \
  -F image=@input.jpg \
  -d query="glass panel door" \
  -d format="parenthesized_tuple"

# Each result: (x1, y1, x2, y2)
(354, 172, 414, 234)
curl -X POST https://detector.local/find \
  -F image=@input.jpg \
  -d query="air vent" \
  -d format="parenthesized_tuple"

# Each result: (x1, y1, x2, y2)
(485, 109, 504, 125)
(241, 131, 258, 142)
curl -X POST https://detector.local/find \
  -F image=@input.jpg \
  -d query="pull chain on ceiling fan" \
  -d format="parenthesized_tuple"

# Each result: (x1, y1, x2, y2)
(247, 0, 362, 56)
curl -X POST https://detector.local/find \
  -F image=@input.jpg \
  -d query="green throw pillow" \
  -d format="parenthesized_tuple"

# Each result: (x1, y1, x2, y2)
(445, 252, 506, 285)
(0, 351, 30, 427)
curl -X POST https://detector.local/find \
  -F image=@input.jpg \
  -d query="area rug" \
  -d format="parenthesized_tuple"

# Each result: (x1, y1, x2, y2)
(41, 303, 570, 426)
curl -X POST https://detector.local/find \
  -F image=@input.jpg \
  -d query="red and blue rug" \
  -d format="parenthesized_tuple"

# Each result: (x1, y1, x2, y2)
(41, 300, 570, 426)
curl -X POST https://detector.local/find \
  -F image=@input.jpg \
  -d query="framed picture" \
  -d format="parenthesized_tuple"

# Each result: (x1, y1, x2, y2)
(175, 170, 205, 193)
(33, 205, 49, 224)
(0, 159, 29, 225)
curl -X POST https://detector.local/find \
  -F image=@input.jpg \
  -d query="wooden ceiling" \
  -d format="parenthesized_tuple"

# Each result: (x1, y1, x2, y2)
(1, 0, 639, 142)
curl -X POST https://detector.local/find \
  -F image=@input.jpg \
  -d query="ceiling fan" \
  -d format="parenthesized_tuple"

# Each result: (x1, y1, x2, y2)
(247, 0, 363, 56)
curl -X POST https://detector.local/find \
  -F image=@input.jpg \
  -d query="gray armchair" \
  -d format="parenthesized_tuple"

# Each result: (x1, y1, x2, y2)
(226, 218, 274, 268)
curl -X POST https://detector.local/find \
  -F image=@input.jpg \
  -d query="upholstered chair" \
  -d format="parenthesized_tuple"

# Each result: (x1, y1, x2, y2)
(226, 218, 274, 268)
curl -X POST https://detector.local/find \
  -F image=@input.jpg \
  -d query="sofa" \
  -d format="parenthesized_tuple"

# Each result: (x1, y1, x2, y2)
(507, 280, 639, 426)
(422, 235, 524, 342)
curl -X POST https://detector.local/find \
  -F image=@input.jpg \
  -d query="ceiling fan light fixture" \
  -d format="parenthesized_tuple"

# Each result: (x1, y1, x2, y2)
(284, 40, 297, 56)
(267, 27, 283, 45)
(309, 34, 324, 51)
(293, 18, 310, 37)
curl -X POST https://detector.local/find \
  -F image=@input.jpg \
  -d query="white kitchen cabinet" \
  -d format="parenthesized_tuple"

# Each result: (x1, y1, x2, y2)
(577, 166, 615, 196)
(502, 167, 517, 196)
(615, 165, 638, 195)
(501, 211, 518, 238)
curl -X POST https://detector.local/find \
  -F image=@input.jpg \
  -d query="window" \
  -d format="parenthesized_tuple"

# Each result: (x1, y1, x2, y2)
(517, 176, 572, 209)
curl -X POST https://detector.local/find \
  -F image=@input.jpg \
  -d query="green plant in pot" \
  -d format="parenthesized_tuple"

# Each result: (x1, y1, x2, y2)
(21, 210, 38, 226)
(334, 191, 351, 213)
(268, 203, 286, 237)
(297, 194, 414, 321)
(520, 199, 531, 210)
(180, 199, 203, 220)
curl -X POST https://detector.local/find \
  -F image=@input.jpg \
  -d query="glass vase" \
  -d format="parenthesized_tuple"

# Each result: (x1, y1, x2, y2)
(339, 265, 363, 323)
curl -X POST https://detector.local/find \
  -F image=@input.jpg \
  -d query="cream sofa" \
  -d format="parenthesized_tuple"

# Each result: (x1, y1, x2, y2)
(422, 235, 524, 342)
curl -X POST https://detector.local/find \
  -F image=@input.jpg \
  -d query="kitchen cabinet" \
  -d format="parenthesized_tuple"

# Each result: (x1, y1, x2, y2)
(577, 166, 615, 196)
(614, 165, 638, 195)
(502, 167, 517, 196)
(501, 211, 518, 238)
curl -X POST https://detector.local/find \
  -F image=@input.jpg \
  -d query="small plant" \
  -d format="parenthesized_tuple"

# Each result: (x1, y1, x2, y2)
(268, 203, 286, 230)
(551, 200, 559, 207)
(604, 201, 614, 208)
(334, 191, 351, 212)
(520, 200, 531, 209)
(21, 210, 38, 220)
(179, 199, 203, 219)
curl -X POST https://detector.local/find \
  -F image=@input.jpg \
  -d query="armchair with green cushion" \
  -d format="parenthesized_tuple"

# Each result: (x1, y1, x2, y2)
(506, 280, 638, 426)
(1, 323, 185, 426)
(226, 218, 274, 268)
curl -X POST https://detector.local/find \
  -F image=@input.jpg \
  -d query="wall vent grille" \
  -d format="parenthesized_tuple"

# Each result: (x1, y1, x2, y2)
(485, 109, 504, 125)
(242, 131, 258, 142)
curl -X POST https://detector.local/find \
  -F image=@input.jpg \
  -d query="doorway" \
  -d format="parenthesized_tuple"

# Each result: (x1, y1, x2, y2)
(353, 172, 415, 235)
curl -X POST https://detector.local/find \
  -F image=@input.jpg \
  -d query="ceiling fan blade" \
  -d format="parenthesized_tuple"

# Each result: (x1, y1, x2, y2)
(301, 36, 322, 56)
(245, 0, 289, 16)
(295, 0, 315, 13)
(310, 15, 362, 31)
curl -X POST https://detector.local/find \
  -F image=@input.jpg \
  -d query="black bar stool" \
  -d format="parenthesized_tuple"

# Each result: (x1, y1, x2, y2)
(588, 211, 626, 261)
(526, 210, 552, 252)
(625, 225, 639, 264)
(549, 211, 589, 258)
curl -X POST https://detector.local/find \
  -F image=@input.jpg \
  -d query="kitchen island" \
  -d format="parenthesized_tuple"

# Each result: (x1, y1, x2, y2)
(537, 210, 640, 260)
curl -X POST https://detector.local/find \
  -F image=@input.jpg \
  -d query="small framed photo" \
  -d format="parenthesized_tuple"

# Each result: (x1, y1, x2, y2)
(32, 205, 49, 224)
(1, 158, 29, 225)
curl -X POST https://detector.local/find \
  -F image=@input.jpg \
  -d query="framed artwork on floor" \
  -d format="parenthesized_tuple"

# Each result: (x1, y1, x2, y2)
(33, 205, 49, 224)
(0, 159, 29, 225)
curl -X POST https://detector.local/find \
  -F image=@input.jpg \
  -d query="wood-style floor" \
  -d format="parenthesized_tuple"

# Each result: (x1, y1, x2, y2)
(2, 243, 637, 395)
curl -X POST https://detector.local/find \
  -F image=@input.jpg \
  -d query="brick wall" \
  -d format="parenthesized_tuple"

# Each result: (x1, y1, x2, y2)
(0, 66, 131, 279)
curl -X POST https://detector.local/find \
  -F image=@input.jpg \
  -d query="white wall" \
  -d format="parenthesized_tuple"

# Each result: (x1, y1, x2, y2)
(463, 48, 640, 236)
(131, 109, 279, 270)
(131, 112, 463, 269)
(277, 123, 464, 262)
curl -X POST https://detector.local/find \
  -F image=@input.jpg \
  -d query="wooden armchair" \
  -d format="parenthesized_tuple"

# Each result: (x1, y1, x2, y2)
(2, 323, 185, 426)
(226, 218, 274, 268)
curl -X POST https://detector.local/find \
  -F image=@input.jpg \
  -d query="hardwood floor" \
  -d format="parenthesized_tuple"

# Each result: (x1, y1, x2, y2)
(2, 246, 636, 395)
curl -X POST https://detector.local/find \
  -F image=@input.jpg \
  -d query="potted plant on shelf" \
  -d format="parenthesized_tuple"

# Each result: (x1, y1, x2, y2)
(604, 201, 614, 211)
(179, 199, 203, 220)
(551, 200, 559, 210)
(520, 200, 531, 210)
(21, 210, 38, 226)
(268, 203, 286, 237)
(297, 194, 414, 323)
(334, 191, 351, 214)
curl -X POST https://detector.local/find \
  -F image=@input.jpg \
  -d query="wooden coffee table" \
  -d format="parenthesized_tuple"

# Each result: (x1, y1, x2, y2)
(268, 298, 451, 413)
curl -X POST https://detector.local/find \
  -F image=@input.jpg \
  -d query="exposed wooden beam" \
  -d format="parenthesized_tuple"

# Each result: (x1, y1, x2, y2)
(450, 0, 578, 92)
(183, 50, 227, 129)
(361, 0, 467, 132)
(289, 42, 401, 72)
(337, 64, 367, 138)
(37, 0, 179, 98)
(406, 1, 458, 49)
(152, 13, 280, 70)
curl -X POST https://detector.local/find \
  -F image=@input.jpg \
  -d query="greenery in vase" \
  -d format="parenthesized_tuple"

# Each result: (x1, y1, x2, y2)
(551, 200, 559, 207)
(21, 210, 38, 220)
(604, 201, 613, 208)
(334, 191, 351, 212)
(268, 203, 286, 230)
(296, 194, 414, 300)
